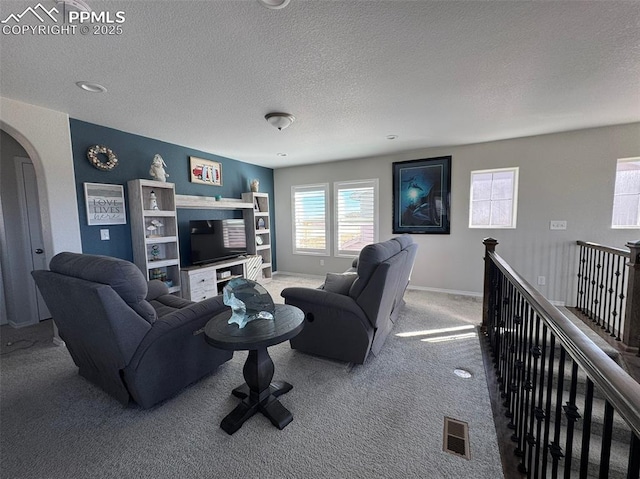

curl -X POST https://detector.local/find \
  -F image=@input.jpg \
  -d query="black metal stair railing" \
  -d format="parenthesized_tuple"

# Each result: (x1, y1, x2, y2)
(576, 241, 629, 342)
(483, 238, 640, 479)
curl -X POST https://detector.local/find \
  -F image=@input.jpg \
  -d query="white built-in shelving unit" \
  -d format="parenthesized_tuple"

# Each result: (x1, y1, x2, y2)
(175, 191, 272, 284)
(127, 179, 181, 294)
(242, 192, 272, 282)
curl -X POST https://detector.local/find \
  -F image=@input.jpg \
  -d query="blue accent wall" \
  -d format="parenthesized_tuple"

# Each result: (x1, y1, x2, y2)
(69, 119, 276, 268)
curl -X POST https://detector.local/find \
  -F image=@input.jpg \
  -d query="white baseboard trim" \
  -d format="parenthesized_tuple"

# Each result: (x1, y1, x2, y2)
(275, 272, 568, 306)
(407, 285, 483, 298)
(272, 270, 326, 281)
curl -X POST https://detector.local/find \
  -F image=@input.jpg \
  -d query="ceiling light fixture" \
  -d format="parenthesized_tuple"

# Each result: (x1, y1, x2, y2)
(257, 0, 291, 10)
(76, 81, 107, 93)
(265, 112, 295, 131)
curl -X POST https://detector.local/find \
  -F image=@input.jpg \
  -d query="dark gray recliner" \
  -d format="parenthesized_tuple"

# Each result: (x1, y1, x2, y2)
(281, 235, 418, 364)
(32, 252, 232, 408)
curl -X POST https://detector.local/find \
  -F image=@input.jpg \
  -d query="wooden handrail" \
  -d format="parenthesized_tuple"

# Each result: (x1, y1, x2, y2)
(487, 247, 640, 438)
(576, 240, 629, 257)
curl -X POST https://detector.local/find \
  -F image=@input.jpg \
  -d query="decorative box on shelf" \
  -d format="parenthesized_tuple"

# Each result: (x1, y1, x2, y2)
(217, 270, 232, 280)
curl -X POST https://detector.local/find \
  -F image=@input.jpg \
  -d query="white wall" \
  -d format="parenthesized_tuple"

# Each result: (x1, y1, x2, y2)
(274, 123, 640, 304)
(0, 98, 81, 330)
(0, 97, 82, 259)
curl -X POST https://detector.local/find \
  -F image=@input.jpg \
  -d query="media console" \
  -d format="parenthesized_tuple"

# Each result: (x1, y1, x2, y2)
(180, 255, 262, 301)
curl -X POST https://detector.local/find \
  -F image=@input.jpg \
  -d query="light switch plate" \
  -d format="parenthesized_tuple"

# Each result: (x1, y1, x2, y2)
(100, 229, 110, 240)
(550, 220, 567, 230)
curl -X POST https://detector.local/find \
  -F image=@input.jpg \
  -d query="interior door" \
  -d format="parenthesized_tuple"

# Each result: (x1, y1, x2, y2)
(15, 157, 50, 321)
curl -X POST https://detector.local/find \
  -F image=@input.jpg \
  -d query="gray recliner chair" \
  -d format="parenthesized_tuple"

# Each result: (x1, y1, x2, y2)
(281, 235, 417, 364)
(32, 252, 232, 408)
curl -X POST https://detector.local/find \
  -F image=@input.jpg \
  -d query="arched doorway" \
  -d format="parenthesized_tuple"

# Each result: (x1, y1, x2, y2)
(0, 129, 50, 327)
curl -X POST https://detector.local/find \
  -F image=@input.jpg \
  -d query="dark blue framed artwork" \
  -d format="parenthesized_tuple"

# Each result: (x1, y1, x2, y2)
(392, 156, 451, 234)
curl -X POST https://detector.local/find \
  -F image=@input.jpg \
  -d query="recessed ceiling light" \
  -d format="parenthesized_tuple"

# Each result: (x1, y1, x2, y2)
(277, 153, 287, 157)
(387, 135, 398, 140)
(76, 81, 107, 93)
(257, 0, 291, 9)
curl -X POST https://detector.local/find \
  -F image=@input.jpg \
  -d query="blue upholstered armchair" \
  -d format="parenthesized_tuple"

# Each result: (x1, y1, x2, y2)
(281, 236, 417, 364)
(32, 252, 232, 408)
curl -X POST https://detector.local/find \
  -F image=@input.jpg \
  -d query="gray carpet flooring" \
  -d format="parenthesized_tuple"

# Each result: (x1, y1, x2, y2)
(0, 275, 503, 479)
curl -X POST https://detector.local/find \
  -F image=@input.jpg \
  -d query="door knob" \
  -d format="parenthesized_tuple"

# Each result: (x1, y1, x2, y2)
(35, 249, 44, 254)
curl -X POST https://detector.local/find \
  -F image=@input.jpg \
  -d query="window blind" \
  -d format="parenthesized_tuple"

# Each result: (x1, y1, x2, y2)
(335, 179, 378, 256)
(292, 184, 329, 255)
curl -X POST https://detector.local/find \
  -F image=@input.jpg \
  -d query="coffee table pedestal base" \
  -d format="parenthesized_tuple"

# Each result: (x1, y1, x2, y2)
(220, 348, 294, 435)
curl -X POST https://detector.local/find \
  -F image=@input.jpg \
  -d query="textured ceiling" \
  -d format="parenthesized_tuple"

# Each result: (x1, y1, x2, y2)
(1, 0, 639, 168)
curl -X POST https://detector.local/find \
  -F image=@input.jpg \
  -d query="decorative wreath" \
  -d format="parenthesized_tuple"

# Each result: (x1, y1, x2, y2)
(87, 145, 118, 171)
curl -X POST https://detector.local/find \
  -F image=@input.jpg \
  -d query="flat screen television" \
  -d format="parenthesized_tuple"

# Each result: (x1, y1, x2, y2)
(189, 219, 247, 265)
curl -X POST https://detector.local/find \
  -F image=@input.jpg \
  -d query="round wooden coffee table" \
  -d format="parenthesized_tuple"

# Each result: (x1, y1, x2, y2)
(204, 304, 304, 435)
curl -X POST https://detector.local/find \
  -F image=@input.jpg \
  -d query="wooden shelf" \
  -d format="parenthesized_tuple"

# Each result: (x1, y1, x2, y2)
(175, 194, 253, 210)
(147, 259, 179, 268)
(217, 274, 243, 283)
(143, 210, 176, 217)
(146, 236, 178, 244)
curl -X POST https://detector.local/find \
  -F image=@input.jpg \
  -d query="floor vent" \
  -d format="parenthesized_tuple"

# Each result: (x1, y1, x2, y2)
(443, 417, 470, 460)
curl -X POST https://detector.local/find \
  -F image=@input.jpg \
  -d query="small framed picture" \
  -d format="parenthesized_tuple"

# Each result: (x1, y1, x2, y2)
(84, 183, 126, 226)
(189, 156, 222, 186)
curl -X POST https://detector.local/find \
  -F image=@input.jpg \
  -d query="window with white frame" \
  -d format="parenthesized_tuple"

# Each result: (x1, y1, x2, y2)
(612, 157, 640, 228)
(292, 184, 330, 255)
(334, 179, 378, 256)
(469, 167, 519, 228)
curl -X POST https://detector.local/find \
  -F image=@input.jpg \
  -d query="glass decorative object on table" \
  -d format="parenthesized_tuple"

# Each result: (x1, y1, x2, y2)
(223, 278, 275, 328)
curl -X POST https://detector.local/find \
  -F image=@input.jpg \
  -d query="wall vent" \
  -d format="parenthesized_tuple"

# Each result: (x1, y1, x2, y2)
(443, 417, 470, 460)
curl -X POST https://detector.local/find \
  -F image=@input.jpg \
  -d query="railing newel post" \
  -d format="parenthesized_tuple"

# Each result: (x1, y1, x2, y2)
(483, 237, 499, 335)
(624, 240, 640, 353)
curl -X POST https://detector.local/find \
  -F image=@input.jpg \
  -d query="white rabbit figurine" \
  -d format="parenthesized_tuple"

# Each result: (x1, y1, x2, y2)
(149, 154, 169, 182)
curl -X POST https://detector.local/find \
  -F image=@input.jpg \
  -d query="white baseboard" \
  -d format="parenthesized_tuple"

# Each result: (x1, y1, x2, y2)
(272, 270, 325, 281)
(407, 284, 483, 298)
(275, 272, 568, 306)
